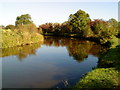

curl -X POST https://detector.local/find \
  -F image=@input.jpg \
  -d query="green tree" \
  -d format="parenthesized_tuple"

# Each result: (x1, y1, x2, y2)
(15, 14, 38, 33)
(68, 9, 91, 34)
(107, 18, 118, 36)
(15, 14, 33, 26)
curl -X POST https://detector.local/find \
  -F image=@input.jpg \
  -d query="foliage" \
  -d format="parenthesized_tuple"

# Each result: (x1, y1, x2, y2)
(38, 27, 43, 34)
(16, 24, 38, 33)
(68, 9, 91, 34)
(39, 23, 54, 33)
(1, 29, 44, 48)
(89, 19, 107, 37)
(83, 25, 93, 37)
(40, 10, 92, 36)
(107, 18, 118, 36)
(89, 19, 118, 46)
(73, 68, 118, 89)
(53, 23, 61, 34)
(39, 10, 118, 48)
(1, 14, 44, 48)
(102, 36, 119, 48)
(98, 45, 120, 70)
(5, 24, 16, 30)
(15, 14, 33, 26)
(60, 21, 71, 34)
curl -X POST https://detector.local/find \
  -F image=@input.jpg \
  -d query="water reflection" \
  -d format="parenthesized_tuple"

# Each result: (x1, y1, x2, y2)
(1, 36, 106, 62)
(1, 42, 43, 60)
(2, 36, 107, 88)
(44, 36, 107, 62)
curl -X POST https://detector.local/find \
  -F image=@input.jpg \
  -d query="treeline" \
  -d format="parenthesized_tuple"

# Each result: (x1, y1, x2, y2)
(1, 14, 44, 48)
(1, 9, 119, 48)
(38, 10, 119, 47)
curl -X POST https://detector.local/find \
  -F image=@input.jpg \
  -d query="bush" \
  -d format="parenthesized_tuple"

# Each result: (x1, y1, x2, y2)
(1, 29, 44, 48)
(16, 24, 38, 33)
(5, 24, 15, 30)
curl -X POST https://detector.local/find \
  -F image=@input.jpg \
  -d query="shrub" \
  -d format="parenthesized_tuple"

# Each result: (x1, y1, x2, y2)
(1, 29, 44, 48)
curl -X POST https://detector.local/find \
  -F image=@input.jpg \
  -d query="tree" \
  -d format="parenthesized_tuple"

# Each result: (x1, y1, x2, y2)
(68, 9, 91, 34)
(53, 23, 61, 34)
(107, 18, 118, 36)
(5, 24, 15, 30)
(61, 21, 71, 34)
(39, 23, 54, 33)
(89, 19, 108, 37)
(15, 14, 38, 33)
(15, 14, 33, 26)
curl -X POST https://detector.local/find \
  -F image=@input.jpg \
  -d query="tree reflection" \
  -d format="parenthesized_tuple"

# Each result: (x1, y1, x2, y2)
(1, 37, 107, 62)
(1, 42, 43, 61)
(44, 36, 107, 62)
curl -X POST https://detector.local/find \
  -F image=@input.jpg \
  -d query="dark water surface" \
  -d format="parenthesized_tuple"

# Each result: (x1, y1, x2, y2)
(1, 36, 106, 88)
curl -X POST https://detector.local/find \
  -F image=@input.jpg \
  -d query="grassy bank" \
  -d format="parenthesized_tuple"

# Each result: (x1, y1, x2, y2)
(73, 68, 118, 89)
(1, 29, 44, 48)
(72, 45, 120, 89)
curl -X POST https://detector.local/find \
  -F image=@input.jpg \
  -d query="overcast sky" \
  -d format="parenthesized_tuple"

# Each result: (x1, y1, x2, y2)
(0, 0, 118, 26)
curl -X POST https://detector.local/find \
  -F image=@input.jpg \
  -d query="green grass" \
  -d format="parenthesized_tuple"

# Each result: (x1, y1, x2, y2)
(73, 68, 118, 89)
(98, 45, 120, 70)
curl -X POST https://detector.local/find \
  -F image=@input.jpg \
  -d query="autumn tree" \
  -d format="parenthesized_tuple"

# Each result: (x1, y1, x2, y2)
(89, 19, 107, 37)
(61, 21, 71, 34)
(39, 23, 54, 33)
(53, 23, 61, 34)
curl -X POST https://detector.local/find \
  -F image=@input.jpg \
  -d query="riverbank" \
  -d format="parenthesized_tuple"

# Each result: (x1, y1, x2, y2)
(43, 33, 119, 48)
(1, 29, 44, 48)
(72, 45, 120, 89)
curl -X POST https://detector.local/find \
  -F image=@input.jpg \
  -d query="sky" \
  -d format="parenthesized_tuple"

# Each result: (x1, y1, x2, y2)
(0, 0, 119, 26)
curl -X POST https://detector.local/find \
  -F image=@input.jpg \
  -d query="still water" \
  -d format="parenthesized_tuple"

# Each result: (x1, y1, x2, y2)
(1, 36, 106, 88)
